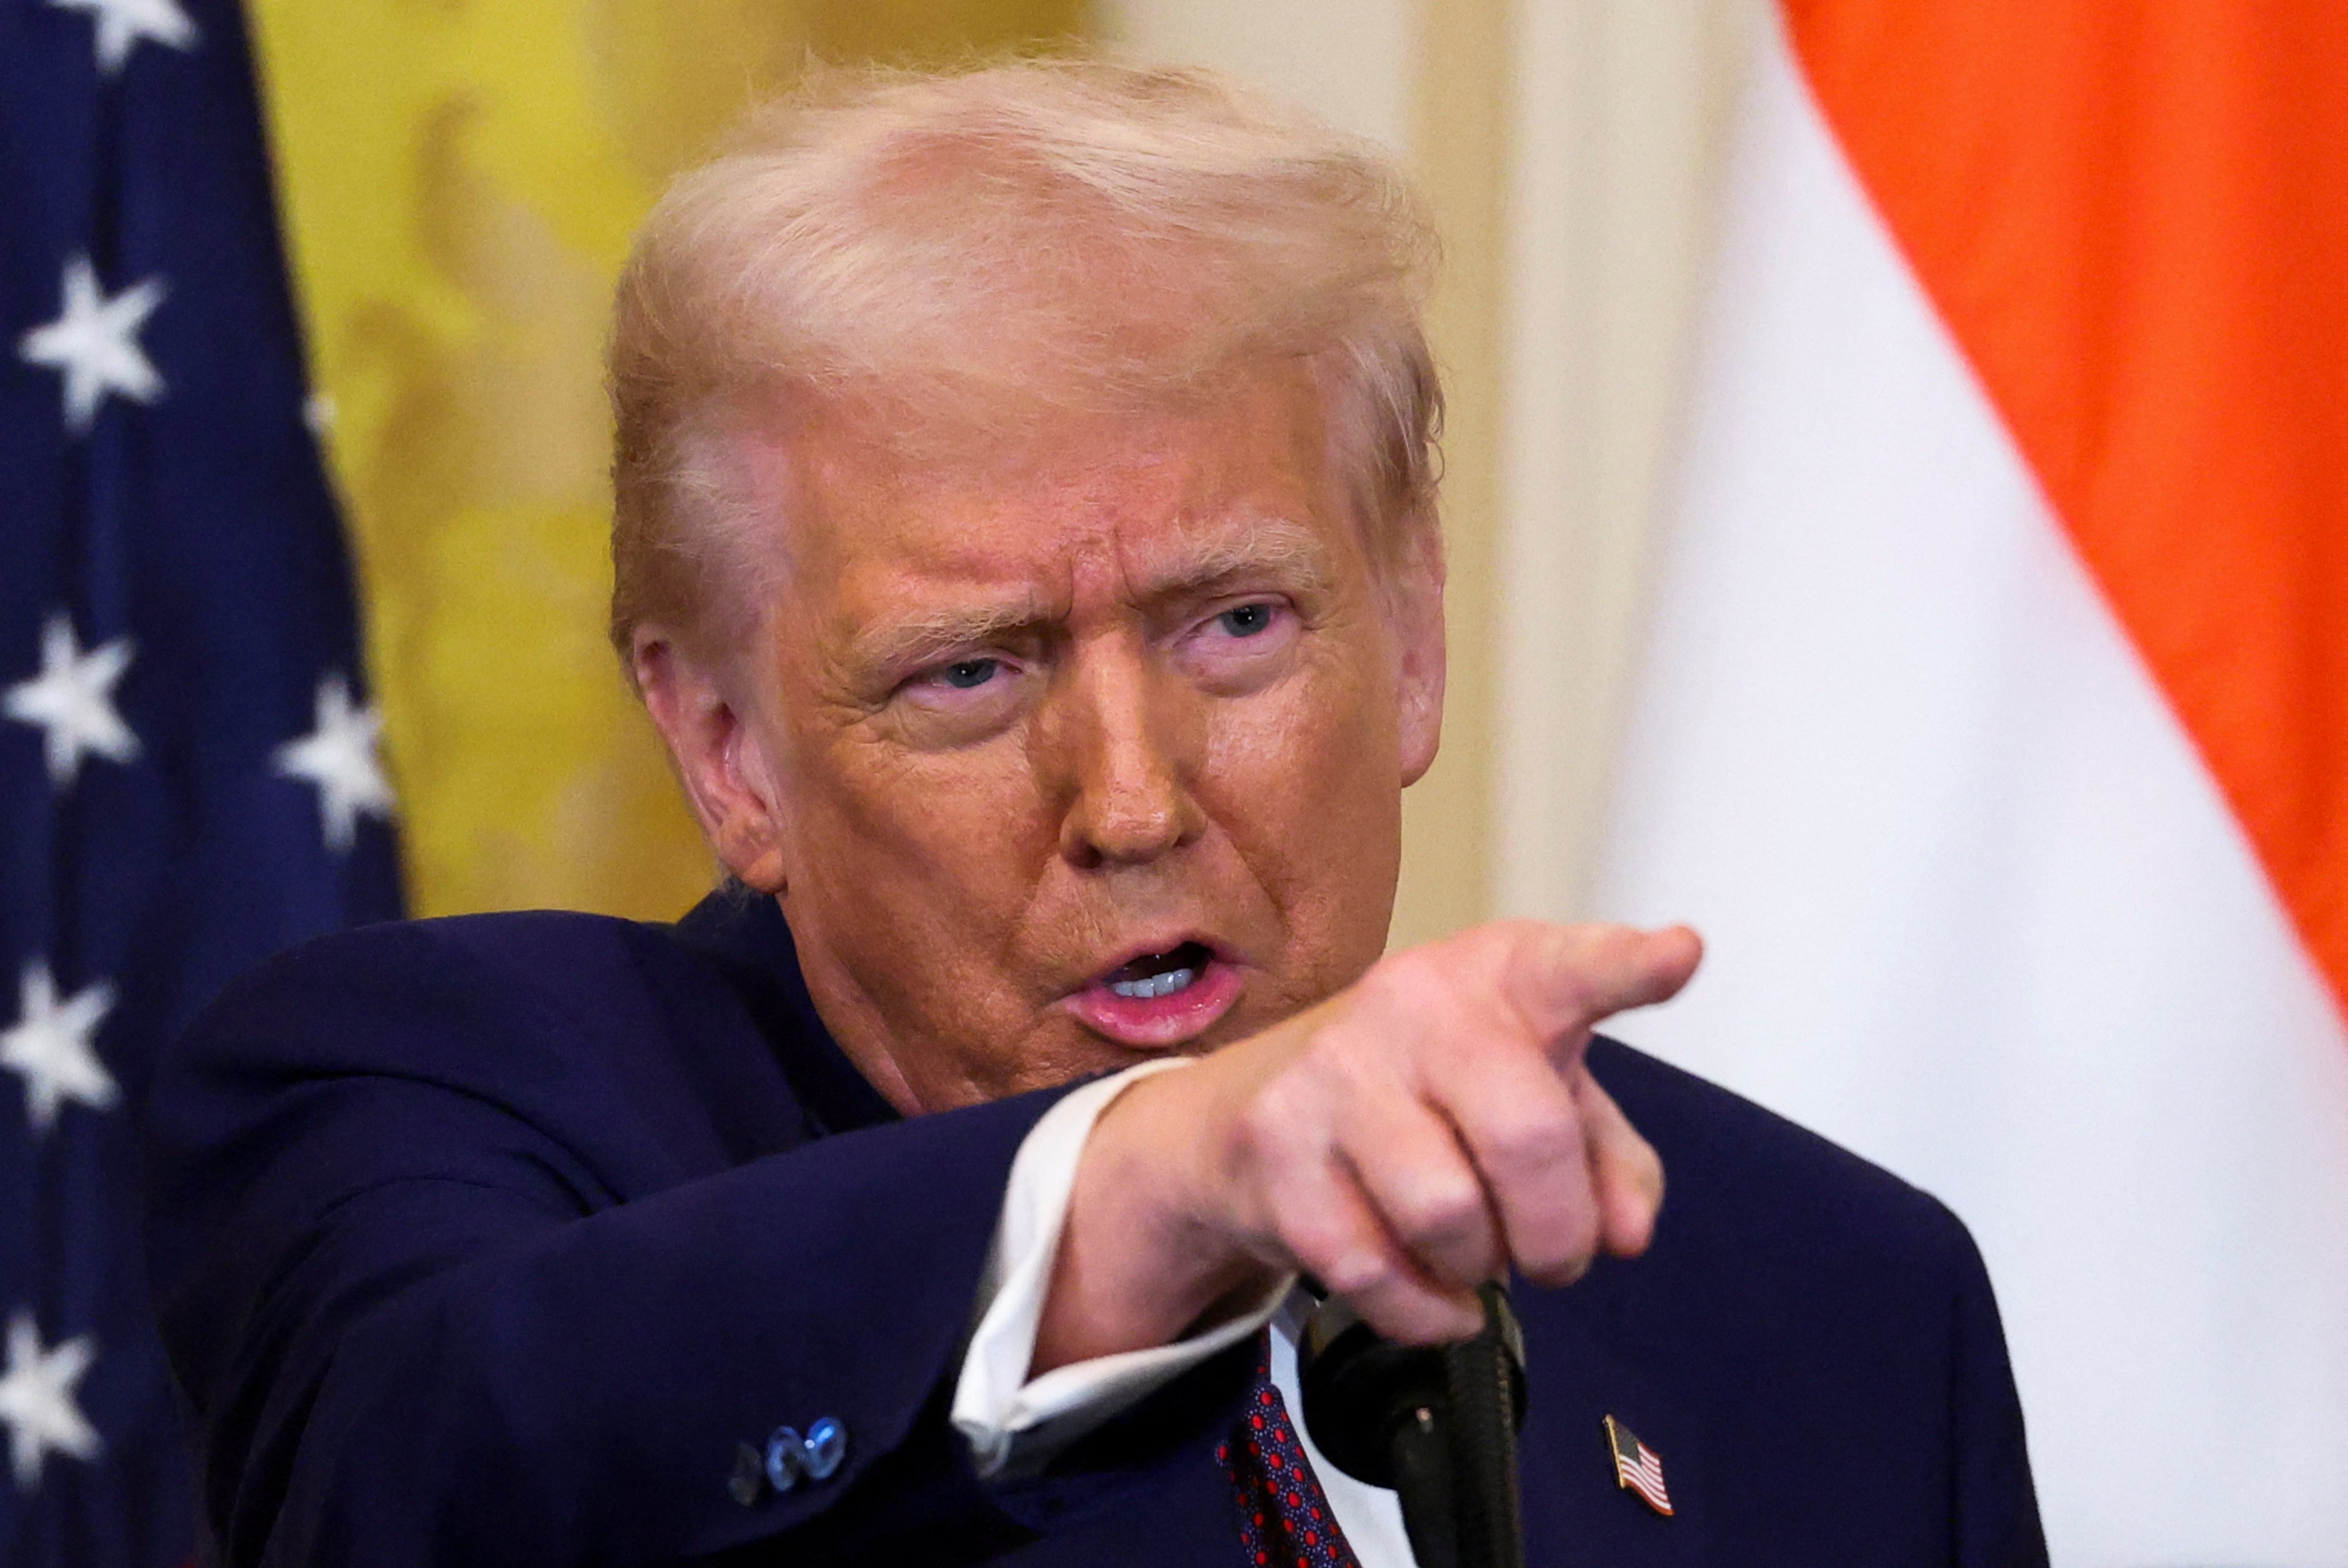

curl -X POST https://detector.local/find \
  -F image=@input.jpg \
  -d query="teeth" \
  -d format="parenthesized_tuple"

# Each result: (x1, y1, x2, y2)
(1108, 966, 1198, 1000)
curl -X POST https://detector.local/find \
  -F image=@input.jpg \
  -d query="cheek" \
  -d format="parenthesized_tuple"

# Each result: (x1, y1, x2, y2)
(1201, 647, 1405, 965)
(791, 729, 1053, 917)
(778, 733, 1075, 1084)
(772, 714, 1056, 1020)
(1216, 624, 1401, 799)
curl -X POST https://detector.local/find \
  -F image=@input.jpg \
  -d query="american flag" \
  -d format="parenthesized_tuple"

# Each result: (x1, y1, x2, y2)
(1, 1, 403, 1562)
(1604, 1414, 1674, 1517)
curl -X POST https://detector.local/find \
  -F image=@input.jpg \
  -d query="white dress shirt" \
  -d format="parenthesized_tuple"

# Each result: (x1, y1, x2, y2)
(951, 1060, 1419, 1568)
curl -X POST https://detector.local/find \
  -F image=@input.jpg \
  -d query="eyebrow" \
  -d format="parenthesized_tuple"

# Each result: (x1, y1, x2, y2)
(847, 516, 1335, 674)
(1125, 516, 1332, 604)
(851, 598, 1052, 674)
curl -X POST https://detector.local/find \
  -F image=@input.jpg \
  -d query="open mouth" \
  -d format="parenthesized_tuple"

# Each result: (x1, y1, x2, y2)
(1063, 938, 1244, 1048)
(1103, 941, 1214, 1000)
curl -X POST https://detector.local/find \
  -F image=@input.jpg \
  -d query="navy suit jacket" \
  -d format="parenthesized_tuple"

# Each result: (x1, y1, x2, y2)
(143, 890, 2046, 1566)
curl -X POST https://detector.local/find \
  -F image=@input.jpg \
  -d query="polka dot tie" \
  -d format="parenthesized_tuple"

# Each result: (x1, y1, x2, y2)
(1218, 1336, 1362, 1568)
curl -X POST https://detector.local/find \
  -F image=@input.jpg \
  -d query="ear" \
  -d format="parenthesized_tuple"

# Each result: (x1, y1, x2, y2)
(1389, 512, 1447, 787)
(632, 627, 790, 893)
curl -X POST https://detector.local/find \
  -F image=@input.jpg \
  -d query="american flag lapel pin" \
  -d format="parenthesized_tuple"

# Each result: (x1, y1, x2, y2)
(1604, 1415, 1674, 1516)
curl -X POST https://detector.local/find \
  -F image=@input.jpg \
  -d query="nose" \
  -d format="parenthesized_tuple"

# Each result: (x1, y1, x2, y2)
(1045, 638, 1207, 869)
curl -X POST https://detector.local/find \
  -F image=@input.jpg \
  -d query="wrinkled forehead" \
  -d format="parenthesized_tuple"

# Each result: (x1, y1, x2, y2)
(770, 359, 1358, 582)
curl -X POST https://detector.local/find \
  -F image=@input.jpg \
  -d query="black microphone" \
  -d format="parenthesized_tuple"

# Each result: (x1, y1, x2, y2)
(1296, 1282, 1527, 1568)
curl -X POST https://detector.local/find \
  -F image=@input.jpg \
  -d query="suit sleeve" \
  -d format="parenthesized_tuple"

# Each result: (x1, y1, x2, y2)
(142, 924, 1068, 1568)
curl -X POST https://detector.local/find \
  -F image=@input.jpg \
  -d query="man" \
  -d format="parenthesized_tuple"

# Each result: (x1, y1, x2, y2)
(143, 61, 2045, 1566)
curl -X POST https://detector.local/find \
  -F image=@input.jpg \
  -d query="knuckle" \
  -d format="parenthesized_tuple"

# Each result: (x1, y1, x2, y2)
(1519, 1201, 1600, 1277)
(1557, 1200, 1601, 1261)
(1479, 1110, 1580, 1178)
(1394, 1176, 1487, 1248)
(1550, 921, 1643, 980)
(1298, 1019, 1369, 1078)
(1542, 964, 1600, 1017)
(1313, 1249, 1393, 1298)
(1230, 1098, 1314, 1187)
(1302, 1015, 1421, 1099)
(1241, 1071, 1316, 1145)
(1263, 1191, 1345, 1271)
(1366, 947, 1455, 1020)
(1231, 1097, 1283, 1163)
(1572, 921, 1640, 956)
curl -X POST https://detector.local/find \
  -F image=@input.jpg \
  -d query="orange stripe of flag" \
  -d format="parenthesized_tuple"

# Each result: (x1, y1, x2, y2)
(1783, 1, 2348, 1015)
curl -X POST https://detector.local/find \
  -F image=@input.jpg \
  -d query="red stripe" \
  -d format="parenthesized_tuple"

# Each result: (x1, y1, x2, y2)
(1623, 1476, 1673, 1511)
(1617, 1457, 1671, 1507)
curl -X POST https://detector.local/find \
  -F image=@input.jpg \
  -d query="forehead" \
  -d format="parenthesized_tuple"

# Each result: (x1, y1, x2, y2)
(779, 367, 1350, 606)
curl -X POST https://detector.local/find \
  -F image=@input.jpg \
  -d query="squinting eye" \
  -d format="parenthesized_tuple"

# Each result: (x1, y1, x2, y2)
(1217, 604, 1275, 638)
(939, 658, 999, 690)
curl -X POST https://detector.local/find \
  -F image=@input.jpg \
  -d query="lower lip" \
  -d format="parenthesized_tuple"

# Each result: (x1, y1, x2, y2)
(1062, 959, 1245, 1049)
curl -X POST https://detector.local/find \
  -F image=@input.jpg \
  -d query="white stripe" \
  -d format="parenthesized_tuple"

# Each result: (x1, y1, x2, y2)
(1619, 1454, 1666, 1485)
(1594, 22, 2348, 1565)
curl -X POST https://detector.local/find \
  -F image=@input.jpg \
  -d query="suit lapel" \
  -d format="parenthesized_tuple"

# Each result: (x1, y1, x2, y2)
(1517, 1284, 1708, 1568)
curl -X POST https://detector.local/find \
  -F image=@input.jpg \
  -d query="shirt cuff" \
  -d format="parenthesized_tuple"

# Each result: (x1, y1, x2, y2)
(950, 1057, 1292, 1480)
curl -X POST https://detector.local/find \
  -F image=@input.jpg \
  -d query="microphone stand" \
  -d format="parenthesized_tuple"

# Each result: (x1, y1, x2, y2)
(1298, 1282, 1527, 1568)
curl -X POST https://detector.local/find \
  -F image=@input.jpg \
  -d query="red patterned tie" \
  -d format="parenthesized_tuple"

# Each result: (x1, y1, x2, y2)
(1219, 1337, 1363, 1568)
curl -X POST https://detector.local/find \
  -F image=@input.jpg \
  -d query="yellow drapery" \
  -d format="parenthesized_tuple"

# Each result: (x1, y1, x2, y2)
(248, 0, 1087, 919)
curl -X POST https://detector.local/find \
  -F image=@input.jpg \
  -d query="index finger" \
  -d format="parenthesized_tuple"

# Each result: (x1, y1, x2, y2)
(1499, 922, 1703, 1063)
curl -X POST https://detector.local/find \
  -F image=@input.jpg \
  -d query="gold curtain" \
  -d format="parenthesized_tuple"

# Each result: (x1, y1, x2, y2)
(249, 0, 1088, 920)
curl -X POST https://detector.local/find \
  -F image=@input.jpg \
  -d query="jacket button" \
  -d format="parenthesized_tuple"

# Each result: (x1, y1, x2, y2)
(804, 1417, 848, 1480)
(764, 1426, 806, 1493)
(728, 1442, 764, 1507)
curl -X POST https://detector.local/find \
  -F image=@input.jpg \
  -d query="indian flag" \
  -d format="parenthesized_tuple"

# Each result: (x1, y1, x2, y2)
(1593, 3, 2348, 1562)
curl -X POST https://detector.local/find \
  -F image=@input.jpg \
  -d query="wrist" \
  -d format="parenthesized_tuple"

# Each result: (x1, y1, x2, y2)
(1033, 1063, 1279, 1373)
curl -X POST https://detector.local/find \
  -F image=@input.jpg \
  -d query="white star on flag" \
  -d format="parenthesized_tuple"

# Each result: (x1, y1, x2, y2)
(302, 390, 337, 437)
(274, 673, 395, 853)
(1, 962, 119, 1136)
(47, 0, 198, 76)
(17, 256, 166, 435)
(3, 614, 139, 789)
(0, 1313, 102, 1491)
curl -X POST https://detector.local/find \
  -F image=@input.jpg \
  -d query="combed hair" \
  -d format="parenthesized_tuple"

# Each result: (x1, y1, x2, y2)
(607, 57, 1443, 663)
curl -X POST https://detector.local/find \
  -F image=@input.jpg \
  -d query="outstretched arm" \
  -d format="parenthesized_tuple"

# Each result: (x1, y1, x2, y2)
(1037, 921, 1701, 1371)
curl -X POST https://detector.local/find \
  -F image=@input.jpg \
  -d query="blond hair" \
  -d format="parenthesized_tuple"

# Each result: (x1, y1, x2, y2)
(607, 58, 1442, 662)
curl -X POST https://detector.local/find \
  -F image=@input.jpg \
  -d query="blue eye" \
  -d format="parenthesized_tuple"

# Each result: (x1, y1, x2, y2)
(1217, 604, 1274, 638)
(940, 658, 999, 690)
